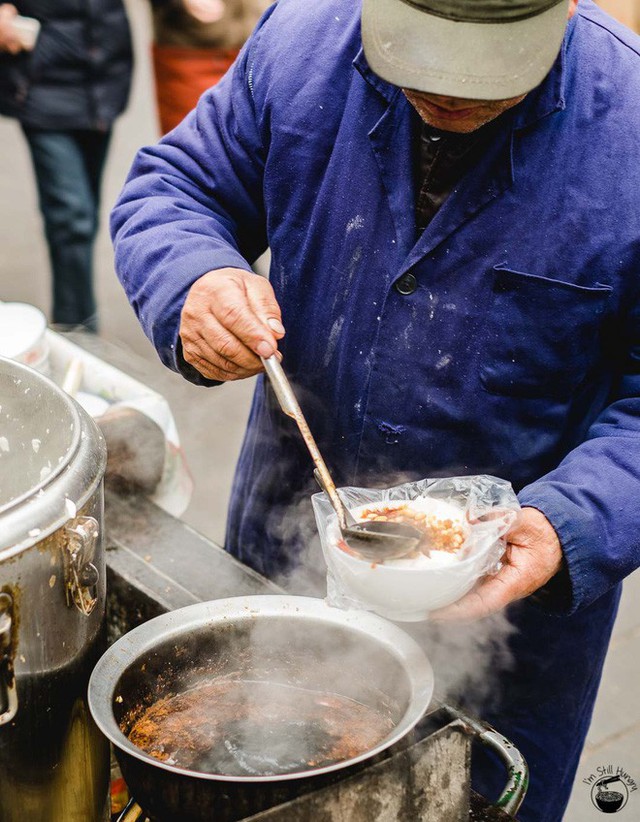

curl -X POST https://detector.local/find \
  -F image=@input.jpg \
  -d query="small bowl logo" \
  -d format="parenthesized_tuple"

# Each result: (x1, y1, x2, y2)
(591, 778, 629, 813)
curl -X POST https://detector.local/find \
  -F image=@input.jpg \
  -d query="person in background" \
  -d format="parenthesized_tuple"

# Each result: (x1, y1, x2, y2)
(0, 2, 132, 332)
(150, 0, 269, 134)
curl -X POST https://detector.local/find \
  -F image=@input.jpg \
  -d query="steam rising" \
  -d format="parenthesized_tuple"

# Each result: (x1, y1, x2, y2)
(121, 614, 410, 777)
(269, 475, 516, 719)
(408, 612, 515, 716)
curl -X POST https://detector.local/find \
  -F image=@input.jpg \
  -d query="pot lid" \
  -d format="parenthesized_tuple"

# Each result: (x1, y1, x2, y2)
(0, 357, 106, 558)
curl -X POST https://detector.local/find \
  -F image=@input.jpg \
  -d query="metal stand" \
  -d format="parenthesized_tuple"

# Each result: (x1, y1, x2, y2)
(443, 704, 529, 817)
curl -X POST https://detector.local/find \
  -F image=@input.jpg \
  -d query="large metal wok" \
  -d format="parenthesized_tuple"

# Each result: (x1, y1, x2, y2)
(89, 596, 434, 822)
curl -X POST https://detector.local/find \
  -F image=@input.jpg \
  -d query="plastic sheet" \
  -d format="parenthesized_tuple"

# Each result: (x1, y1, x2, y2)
(312, 475, 521, 621)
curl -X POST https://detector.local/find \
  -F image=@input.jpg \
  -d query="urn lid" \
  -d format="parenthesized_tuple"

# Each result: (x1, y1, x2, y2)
(0, 357, 106, 558)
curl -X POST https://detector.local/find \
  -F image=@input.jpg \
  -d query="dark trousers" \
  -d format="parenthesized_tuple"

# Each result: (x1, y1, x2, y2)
(22, 127, 112, 331)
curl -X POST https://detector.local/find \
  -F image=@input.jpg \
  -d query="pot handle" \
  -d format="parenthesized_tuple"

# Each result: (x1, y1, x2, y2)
(0, 592, 18, 726)
(63, 516, 100, 616)
(443, 703, 529, 817)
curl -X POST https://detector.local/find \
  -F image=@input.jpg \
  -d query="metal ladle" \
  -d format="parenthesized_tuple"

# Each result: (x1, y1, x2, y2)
(261, 355, 422, 561)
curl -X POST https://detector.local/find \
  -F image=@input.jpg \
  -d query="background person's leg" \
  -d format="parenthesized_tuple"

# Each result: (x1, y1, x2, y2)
(79, 129, 112, 214)
(21, 128, 110, 331)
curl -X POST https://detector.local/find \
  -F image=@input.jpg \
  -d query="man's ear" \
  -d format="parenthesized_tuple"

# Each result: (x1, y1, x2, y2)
(568, 0, 578, 20)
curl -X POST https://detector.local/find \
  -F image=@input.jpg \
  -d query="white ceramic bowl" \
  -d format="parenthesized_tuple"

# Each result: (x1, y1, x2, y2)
(0, 302, 49, 375)
(328, 498, 499, 621)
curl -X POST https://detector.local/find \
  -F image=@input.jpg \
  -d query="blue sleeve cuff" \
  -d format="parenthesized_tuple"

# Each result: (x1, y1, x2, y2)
(174, 335, 223, 388)
(517, 482, 609, 615)
(144, 251, 254, 387)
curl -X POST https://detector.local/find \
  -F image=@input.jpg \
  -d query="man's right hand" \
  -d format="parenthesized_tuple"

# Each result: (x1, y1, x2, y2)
(0, 5, 23, 55)
(180, 268, 285, 382)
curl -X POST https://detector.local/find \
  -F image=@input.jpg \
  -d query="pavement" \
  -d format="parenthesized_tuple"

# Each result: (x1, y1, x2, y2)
(0, 1, 638, 818)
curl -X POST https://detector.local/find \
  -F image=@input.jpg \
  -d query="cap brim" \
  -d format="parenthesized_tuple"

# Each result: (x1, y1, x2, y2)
(361, 0, 568, 100)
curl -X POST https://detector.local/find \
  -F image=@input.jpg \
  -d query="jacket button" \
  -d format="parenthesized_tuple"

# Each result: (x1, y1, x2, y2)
(394, 273, 417, 295)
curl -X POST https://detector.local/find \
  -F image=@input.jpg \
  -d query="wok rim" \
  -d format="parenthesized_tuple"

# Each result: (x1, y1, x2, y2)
(88, 595, 434, 783)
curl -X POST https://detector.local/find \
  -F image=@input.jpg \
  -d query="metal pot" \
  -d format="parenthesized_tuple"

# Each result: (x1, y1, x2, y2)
(0, 357, 109, 822)
(89, 595, 435, 822)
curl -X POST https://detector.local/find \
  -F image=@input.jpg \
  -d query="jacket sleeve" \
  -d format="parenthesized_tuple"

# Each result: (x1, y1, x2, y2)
(110, 10, 273, 385)
(518, 297, 640, 614)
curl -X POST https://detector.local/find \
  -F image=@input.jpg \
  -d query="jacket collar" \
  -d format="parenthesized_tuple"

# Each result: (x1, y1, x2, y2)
(513, 9, 576, 130)
(353, 47, 400, 105)
(352, 12, 577, 267)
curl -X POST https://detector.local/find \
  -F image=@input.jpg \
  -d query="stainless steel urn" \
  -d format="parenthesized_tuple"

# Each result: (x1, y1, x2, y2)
(0, 357, 109, 821)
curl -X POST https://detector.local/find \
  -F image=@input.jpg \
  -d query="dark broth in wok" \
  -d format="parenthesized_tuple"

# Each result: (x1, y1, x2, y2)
(125, 678, 395, 777)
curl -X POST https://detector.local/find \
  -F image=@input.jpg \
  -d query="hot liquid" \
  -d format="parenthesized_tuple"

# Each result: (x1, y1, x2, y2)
(126, 679, 395, 777)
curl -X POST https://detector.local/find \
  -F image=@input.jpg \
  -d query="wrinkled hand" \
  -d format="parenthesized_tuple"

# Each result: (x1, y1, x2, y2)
(431, 507, 564, 621)
(180, 267, 285, 382)
(0, 5, 23, 54)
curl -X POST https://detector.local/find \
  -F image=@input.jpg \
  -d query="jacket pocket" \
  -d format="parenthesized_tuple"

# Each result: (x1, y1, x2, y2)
(479, 266, 612, 399)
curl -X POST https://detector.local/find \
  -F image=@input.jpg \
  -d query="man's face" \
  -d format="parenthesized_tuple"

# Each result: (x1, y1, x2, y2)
(403, 90, 526, 134)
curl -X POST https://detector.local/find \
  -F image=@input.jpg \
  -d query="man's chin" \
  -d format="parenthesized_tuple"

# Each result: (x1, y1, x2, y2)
(414, 105, 501, 134)
(404, 89, 526, 134)
(419, 116, 489, 134)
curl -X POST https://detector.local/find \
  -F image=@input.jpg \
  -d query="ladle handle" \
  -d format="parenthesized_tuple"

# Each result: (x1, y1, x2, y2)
(261, 355, 348, 531)
(313, 469, 357, 528)
(116, 799, 145, 822)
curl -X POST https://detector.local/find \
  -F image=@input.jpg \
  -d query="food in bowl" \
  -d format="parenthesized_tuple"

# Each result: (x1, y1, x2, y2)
(342, 500, 468, 561)
(326, 497, 501, 621)
(312, 475, 520, 622)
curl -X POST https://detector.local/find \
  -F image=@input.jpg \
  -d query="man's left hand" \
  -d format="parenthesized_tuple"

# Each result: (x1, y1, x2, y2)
(431, 507, 564, 621)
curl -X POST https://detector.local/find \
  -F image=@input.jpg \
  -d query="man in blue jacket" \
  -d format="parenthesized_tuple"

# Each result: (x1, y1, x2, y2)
(111, 1, 640, 818)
